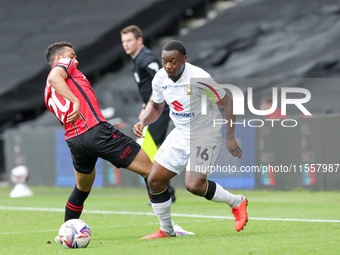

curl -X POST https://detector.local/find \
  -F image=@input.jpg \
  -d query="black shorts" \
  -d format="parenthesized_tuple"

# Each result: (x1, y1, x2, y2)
(66, 122, 141, 174)
(148, 110, 170, 145)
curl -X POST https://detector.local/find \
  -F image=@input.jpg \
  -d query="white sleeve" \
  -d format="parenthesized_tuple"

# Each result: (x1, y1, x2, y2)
(151, 77, 164, 104)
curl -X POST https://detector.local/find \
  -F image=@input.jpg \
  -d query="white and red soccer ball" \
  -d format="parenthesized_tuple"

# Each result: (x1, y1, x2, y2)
(57, 219, 91, 249)
(10, 165, 29, 184)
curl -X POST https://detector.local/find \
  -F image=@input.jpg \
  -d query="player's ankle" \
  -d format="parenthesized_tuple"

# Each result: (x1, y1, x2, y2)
(230, 195, 243, 208)
(162, 228, 176, 237)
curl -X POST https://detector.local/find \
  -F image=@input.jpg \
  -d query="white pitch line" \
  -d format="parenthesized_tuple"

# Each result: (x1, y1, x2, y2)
(0, 220, 207, 236)
(0, 229, 58, 235)
(0, 206, 339, 223)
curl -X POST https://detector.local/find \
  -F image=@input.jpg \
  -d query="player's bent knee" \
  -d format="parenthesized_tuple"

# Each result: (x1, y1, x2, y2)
(185, 179, 205, 196)
(147, 174, 167, 193)
(147, 175, 161, 191)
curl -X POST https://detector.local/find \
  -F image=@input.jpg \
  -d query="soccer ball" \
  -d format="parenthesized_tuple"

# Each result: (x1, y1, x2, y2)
(57, 219, 91, 249)
(10, 165, 29, 184)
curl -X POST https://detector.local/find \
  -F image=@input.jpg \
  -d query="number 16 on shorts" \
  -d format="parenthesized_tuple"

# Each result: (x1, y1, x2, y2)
(193, 144, 220, 173)
(195, 146, 210, 162)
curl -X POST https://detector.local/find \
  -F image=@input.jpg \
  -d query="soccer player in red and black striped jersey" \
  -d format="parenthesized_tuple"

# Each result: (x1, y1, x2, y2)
(44, 41, 153, 225)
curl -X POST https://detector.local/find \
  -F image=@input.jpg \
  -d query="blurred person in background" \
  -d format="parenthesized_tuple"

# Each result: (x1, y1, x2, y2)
(121, 25, 176, 204)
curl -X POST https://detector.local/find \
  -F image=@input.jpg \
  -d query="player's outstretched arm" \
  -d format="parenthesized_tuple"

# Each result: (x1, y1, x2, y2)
(133, 101, 165, 138)
(48, 67, 81, 123)
(139, 94, 154, 120)
(222, 94, 243, 159)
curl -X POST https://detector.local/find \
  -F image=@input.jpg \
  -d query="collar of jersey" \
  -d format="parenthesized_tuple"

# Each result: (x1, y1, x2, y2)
(132, 46, 145, 60)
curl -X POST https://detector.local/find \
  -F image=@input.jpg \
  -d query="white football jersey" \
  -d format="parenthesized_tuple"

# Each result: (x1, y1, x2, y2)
(152, 62, 226, 139)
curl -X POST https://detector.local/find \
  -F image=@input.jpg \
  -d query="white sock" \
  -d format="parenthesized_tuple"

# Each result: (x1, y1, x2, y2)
(151, 199, 174, 234)
(211, 183, 236, 206)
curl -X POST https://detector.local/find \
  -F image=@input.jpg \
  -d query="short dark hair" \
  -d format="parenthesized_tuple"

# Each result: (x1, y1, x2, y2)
(44, 41, 73, 67)
(162, 40, 186, 56)
(120, 25, 143, 39)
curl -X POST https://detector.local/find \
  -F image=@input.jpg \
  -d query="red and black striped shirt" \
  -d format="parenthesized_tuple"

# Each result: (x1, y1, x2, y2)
(44, 58, 106, 140)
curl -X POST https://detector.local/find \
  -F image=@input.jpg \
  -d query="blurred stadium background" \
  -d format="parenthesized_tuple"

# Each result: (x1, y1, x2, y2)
(1, 0, 340, 190)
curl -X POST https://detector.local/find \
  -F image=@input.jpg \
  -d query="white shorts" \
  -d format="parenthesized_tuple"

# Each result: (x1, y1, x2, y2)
(153, 129, 221, 176)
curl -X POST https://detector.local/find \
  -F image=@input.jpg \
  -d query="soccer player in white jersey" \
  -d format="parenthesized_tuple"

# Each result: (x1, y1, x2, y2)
(133, 40, 247, 239)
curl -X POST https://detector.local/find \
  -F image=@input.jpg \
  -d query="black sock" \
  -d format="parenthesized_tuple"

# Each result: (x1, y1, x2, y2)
(144, 177, 151, 201)
(150, 187, 171, 203)
(64, 185, 90, 222)
(203, 180, 216, 200)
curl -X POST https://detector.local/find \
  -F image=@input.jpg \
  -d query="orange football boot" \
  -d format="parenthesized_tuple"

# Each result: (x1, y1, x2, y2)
(141, 228, 175, 239)
(231, 196, 248, 231)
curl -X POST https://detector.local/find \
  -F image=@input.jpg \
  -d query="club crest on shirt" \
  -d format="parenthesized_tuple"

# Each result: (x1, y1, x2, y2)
(185, 85, 192, 95)
(156, 149, 164, 158)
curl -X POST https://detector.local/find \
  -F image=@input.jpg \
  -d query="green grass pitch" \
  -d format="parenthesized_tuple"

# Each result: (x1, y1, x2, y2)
(0, 187, 339, 255)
